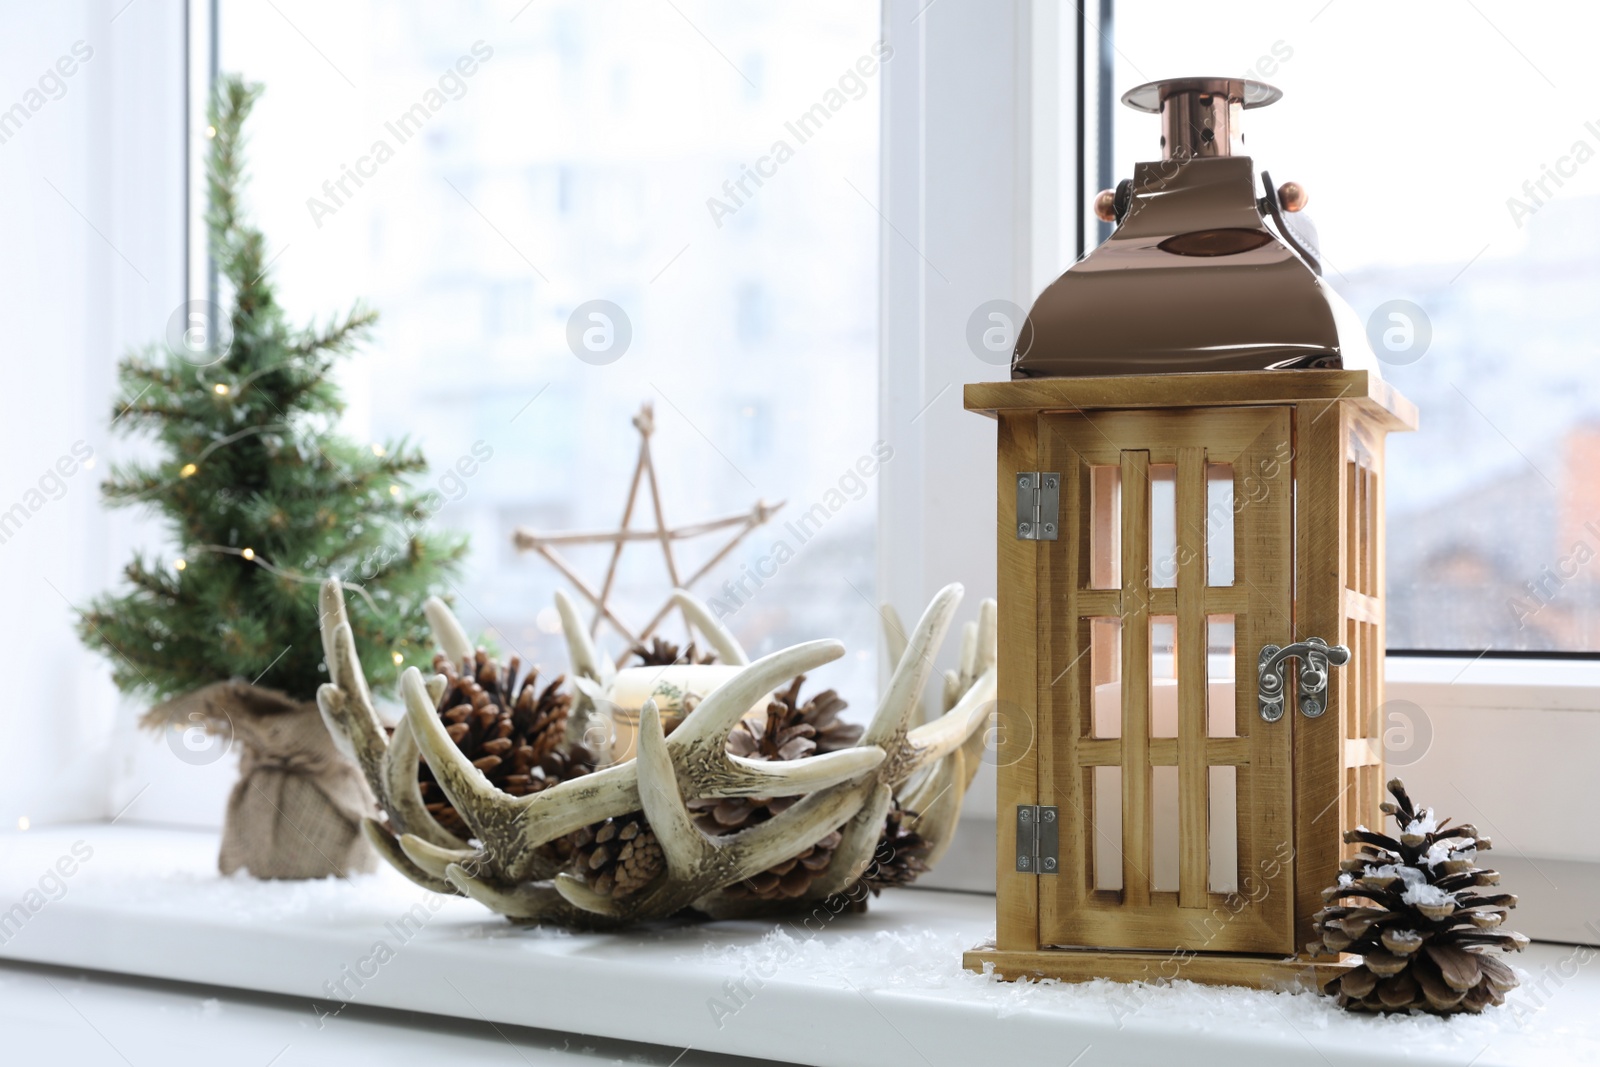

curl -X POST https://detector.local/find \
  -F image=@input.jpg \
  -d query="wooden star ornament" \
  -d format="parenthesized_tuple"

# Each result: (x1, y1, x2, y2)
(512, 403, 782, 646)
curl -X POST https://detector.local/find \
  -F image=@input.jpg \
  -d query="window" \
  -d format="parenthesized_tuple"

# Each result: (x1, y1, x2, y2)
(217, 1, 882, 697)
(1101, 0, 1600, 653)
(0, 0, 1584, 942)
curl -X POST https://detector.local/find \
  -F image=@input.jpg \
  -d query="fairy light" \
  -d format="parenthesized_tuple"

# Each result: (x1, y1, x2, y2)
(391, 651, 404, 666)
(389, 485, 401, 497)
(205, 125, 217, 138)
(196, 544, 356, 595)
(213, 383, 231, 396)
(180, 463, 198, 477)
(17, 816, 30, 831)
(191, 543, 382, 614)
(174, 559, 187, 571)
(83, 457, 96, 470)
(371, 444, 386, 457)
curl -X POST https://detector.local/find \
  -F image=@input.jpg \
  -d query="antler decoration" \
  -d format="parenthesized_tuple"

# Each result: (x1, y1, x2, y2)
(315, 578, 996, 926)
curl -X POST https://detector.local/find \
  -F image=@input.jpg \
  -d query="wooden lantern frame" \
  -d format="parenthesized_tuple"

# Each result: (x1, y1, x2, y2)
(962, 370, 1417, 988)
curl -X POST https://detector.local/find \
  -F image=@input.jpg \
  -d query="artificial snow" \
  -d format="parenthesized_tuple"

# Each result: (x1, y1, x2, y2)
(1424, 839, 1477, 869)
(686, 924, 1526, 1055)
(3, 826, 1596, 1066)
(1402, 882, 1457, 908)
(0, 823, 559, 941)
(1365, 863, 1426, 886)
(1405, 809, 1441, 837)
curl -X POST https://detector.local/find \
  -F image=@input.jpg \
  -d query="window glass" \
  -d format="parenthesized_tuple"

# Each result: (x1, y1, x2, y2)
(219, 2, 881, 695)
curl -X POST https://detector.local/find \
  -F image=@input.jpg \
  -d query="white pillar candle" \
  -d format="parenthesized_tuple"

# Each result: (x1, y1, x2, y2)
(1091, 678, 1238, 894)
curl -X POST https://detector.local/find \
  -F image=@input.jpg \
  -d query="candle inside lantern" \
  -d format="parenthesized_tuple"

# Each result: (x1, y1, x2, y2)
(1091, 653, 1239, 896)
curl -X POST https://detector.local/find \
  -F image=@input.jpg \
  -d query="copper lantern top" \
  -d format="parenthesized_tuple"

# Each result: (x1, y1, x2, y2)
(1010, 77, 1378, 380)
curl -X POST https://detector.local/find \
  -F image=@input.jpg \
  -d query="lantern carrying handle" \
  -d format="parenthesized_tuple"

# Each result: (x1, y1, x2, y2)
(1258, 637, 1351, 722)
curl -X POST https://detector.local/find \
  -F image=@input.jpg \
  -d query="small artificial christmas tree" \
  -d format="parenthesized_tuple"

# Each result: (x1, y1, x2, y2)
(1312, 778, 1527, 1014)
(78, 76, 466, 877)
(80, 74, 463, 705)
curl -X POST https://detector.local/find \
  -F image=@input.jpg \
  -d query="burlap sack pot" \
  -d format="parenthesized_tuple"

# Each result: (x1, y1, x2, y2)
(144, 681, 377, 880)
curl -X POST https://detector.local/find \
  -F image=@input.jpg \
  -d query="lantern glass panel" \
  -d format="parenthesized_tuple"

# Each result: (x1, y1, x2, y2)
(1093, 766, 1123, 891)
(1152, 765, 1180, 893)
(1090, 617, 1122, 738)
(1150, 464, 1178, 588)
(1089, 465, 1122, 589)
(1150, 616, 1178, 739)
(1207, 615, 1237, 738)
(1207, 462, 1235, 586)
(1208, 766, 1240, 894)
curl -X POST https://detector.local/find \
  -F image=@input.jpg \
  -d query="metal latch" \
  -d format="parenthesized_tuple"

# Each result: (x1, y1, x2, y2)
(1258, 637, 1351, 721)
(1015, 472, 1060, 541)
(1016, 805, 1058, 874)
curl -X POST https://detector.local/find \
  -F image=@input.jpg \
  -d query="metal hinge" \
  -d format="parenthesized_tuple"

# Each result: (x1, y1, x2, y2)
(1015, 472, 1060, 540)
(1015, 805, 1058, 874)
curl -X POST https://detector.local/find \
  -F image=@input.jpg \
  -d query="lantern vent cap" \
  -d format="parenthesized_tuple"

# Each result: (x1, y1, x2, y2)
(1120, 76, 1282, 114)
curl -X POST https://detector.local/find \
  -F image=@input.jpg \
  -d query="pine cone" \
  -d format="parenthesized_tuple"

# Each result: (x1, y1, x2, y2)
(1312, 778, 1527, 1014)
(569, 814, 665, 899)
(686, 675, 860, 901)
(628, 637, 716, 667)
(418, 648, 590, 840)
(733, 674, 861, 757)
(854, 804, 933, 897)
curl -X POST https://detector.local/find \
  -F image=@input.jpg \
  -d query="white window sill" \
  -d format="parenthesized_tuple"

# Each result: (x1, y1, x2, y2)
(2, 825, 1596, 1066)
(1387, 654, 1600, 711)
(0, 954, 758, 1065)
(1380, 655, 1600, 945)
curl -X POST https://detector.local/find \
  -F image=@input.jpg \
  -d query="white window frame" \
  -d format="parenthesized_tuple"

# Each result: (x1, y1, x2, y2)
(0, 0, 190, 829)
(876, 0, 1073, 891)
(100, 0, 238, 830)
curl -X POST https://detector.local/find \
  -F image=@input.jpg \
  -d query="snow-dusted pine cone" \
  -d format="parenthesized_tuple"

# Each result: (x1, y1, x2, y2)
(1312, 778, 1527, 1014)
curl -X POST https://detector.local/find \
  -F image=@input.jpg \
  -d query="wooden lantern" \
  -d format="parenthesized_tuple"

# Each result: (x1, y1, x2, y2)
(962, 370, 1416, 988)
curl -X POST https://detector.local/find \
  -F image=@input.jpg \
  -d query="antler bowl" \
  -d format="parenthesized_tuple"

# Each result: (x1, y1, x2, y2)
(315, 579, 996, 928)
